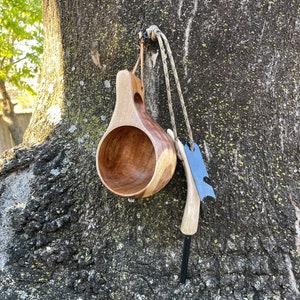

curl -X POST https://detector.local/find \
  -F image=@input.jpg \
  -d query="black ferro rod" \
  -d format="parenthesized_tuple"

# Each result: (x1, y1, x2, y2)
(180, 235, 192, 283)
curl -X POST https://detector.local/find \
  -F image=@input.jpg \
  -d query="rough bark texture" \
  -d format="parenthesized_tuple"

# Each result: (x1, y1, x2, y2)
(0, 0, 299, 299)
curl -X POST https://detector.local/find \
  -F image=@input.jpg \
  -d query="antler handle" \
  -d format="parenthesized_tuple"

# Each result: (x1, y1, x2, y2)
(167, 129, 200, 235)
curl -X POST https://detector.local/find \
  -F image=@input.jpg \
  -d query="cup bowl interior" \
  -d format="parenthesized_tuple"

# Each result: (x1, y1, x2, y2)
(97, 126, 156, 196)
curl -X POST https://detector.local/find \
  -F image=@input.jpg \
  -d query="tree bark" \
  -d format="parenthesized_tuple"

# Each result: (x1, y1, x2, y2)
(0, 0, 299, 299)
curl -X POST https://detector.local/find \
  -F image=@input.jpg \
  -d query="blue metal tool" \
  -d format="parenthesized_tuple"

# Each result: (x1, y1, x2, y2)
(184, 142, 216, 201)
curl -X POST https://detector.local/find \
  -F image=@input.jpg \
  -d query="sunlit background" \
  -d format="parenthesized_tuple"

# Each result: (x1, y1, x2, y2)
(0, 0, 43, 153)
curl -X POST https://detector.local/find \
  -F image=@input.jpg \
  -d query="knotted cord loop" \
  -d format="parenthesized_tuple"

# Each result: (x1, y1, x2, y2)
(151, 27, 179, 149)
(132, 34, 144, 91)
(142, 25, 195, 151)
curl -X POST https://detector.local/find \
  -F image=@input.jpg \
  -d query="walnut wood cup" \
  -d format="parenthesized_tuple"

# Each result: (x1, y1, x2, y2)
(96, 70, 177, 198)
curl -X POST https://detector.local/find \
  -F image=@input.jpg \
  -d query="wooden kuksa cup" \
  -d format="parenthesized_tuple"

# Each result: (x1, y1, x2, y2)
(96, 70, 177, 198)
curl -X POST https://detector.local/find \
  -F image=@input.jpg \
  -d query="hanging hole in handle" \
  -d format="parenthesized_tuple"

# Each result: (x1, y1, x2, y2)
(134, 93, 145, 112)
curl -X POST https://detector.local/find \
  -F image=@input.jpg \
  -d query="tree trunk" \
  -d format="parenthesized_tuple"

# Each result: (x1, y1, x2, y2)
(0, 1, 299, 299)
(0, 80, 24, 145)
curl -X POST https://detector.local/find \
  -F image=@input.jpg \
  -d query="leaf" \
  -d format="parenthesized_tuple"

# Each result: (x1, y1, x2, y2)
(0, 0, 43, 94)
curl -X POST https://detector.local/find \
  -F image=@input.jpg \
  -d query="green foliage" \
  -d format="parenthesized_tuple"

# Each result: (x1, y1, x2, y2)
(0, 0, 43, 94)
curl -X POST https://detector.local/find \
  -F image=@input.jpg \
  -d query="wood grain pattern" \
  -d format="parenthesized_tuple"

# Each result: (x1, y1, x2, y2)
(96, 70, 177, 198)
